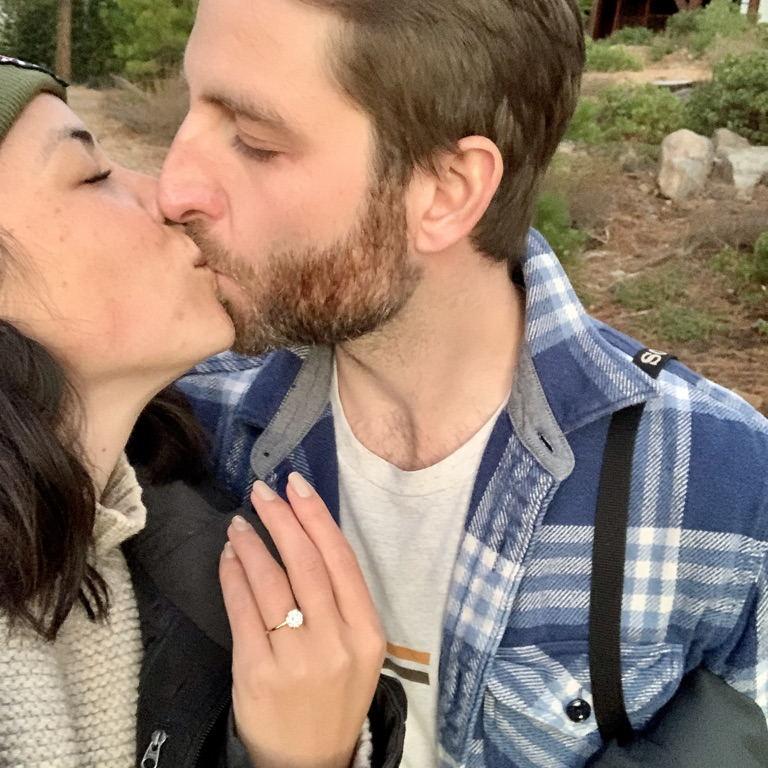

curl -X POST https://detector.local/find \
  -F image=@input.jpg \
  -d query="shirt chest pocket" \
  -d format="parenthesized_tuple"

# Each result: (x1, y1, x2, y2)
(481, 641, 683, 766)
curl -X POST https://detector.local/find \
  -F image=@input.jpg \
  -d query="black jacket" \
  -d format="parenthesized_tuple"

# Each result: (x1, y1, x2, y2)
(124, 478, 407, 768)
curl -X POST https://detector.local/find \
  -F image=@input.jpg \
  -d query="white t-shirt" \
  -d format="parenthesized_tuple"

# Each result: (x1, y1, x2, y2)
(331, 369, 506, 767)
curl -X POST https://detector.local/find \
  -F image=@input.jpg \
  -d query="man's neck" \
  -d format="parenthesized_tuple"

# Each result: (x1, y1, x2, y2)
(335, 255, 525, 471)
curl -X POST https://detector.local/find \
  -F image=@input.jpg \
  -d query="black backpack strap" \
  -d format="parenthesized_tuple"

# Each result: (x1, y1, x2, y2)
(589, 348, 675, 746)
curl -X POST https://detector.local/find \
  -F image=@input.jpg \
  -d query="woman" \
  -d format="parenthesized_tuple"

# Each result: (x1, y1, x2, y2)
(0, 57, 402, 768)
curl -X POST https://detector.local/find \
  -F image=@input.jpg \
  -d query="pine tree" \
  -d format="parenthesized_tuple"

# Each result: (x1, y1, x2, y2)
(55, 0, 72, 79)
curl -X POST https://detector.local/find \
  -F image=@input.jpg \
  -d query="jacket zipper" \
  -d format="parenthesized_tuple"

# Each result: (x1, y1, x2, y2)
(189, 696, 230, 766)
(140, 730, 168, 768)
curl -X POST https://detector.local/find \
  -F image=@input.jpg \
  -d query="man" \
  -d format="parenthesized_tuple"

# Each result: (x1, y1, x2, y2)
(157, 0, 768, 766)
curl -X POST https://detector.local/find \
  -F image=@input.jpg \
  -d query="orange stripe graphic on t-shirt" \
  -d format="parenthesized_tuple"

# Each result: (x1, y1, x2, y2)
(386, 642, 431, 666)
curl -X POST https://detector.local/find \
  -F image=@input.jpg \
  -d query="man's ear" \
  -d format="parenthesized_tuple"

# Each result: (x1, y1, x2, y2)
(410, 136, 503, 255)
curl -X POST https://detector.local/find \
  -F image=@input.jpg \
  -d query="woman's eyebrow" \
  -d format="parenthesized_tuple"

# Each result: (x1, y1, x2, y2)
(42, 127, 98, 163)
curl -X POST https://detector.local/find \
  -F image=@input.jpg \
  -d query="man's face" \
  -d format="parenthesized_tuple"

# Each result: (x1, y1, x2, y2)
(158, 0, 421, 354)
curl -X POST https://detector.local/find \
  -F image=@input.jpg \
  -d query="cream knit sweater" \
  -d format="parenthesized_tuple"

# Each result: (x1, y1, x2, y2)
(0, 456, 146, 768)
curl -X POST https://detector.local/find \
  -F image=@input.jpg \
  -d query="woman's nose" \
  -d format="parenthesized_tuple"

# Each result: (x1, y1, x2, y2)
(120, 168, 164, 222)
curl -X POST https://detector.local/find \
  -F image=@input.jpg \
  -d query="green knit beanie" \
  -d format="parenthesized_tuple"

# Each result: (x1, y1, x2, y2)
(0, 55, 68, 143)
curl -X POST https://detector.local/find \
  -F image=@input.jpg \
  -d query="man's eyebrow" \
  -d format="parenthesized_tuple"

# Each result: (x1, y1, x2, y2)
(43, 127, 97, 162)
(202, 91, 294, 136)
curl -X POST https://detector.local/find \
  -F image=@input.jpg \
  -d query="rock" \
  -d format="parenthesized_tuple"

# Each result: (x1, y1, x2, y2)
(620, 148, 642, 173)
(713, 128, 750, 155)
(658, 129, 714, 201)
(715, 147, 768, 192)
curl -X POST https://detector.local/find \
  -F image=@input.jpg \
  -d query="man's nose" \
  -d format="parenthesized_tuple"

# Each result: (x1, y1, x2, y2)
(157, 131, 227, 225)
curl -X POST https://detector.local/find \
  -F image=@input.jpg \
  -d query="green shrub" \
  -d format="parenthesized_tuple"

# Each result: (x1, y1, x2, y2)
(564, 99, 607, 144)
(103, 0, 197, 81)
(653, 306, 721, 344)
(586, 39, 644, 72)
(606, 26, 655, 46)
(659, 0, 751, 58)
(568, 85, 686, 145)
(599, 86, 686, 143)
(613, 268, 687, 311)
(711, 236, 768, 302)
(753, 232, 768, 285)
(665, 9, 700, 40)
(685, 51, 768, 145)
(690, 0, 750, 54)
(649, 35, 678, 62)
(534, 192, 587, 265)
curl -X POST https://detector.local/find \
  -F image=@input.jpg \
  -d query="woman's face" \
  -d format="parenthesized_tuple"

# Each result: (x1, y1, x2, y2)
(0, 94, 234, 389)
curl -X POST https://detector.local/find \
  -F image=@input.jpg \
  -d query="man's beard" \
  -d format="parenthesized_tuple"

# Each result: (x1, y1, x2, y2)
(186, 175, 422, 356)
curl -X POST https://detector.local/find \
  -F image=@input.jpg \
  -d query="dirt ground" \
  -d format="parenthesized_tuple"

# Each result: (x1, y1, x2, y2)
(565, 160, 768, 414)
(68, 63, 768, 415)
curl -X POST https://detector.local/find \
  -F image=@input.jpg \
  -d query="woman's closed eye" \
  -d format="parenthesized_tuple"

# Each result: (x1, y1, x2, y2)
(83, 169, 112, 185)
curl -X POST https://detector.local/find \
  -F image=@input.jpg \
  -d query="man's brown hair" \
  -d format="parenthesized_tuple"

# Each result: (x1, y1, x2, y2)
(300, 0, 585, 267)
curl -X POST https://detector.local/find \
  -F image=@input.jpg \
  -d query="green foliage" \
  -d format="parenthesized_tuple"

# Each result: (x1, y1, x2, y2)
(614, 265, 722, 344)
(689, 0, 750, 56)
(606, 26, 655, 47)
(711, 237, 768, 311)
(103, 0, 197, 80)
(649, 35, 677, 62)
(0, 0, 117, 83)
(665, 9, 701, 40)
(533, 192, 587, 266)
(655, 0, 752, 59)
(613, 267, 687, 311)
(752, 232, 768, 285)
(755, 319, 768, 339)
(565, 98, 606, 144)
(685, 51, 768, 145)
(0, 0, 56, 69)
(585, 38, 643, 72)
(597, 86, 685, 143)
(653, 306, 721, 344)
(566, 85, 686, 145)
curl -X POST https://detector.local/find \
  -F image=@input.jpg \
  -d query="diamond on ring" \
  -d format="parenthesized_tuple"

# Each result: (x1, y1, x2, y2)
(285, 609, 303, 628)
(266, 608, 305, 634)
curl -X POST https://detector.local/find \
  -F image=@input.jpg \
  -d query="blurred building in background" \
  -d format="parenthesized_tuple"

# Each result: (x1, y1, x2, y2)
(589, 0, 764, 39)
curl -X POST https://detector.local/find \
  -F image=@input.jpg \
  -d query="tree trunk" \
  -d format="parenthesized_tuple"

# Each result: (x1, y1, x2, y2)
(747, 0, 760, 20)
(55, 0, 72, 81)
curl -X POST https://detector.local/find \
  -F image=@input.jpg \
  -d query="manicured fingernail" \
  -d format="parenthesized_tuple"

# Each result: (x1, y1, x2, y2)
(252, 481, 277, 501)
(288, 472, 314, 498)
(222, 542, 236, 559)
(231, 514, 251, 531)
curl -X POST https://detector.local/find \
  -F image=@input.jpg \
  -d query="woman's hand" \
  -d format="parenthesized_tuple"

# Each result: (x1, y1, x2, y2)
(219, 472, 385, 768)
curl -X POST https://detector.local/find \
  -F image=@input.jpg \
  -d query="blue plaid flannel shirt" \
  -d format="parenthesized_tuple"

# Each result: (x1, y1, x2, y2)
(179, 230, 768, 767)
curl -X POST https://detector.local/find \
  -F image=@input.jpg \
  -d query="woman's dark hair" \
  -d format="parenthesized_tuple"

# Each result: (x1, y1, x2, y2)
(0, 317, 208, 642)
(126, 385, 210, 486)
(0, 315, 208, 641)
(0, 319, 108, 641)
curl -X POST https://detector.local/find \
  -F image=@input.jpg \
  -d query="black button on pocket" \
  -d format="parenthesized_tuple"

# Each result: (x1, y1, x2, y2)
(566, 698, 592, 723)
